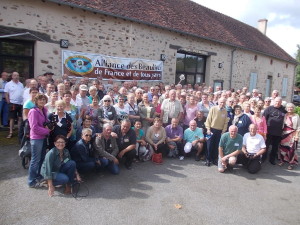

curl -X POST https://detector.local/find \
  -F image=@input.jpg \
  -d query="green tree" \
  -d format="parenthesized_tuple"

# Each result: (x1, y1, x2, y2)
(295, 45, 300, 88)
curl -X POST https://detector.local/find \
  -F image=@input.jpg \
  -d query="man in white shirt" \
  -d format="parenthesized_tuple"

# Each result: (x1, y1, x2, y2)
(75, 84, 90, 112)
(23, 79, 38, 104)
(238, 124, 266, 174)
(4, 71, 24, 138)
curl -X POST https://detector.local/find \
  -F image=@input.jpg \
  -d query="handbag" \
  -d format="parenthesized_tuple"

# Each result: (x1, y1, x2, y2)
(152, 152, 163, 164)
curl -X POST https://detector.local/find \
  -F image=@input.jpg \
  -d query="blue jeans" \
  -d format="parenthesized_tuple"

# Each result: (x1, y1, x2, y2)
(53, 160, 76, 186)
(28, 139, 46, 186)
(206, 128, 222, 162)
(100, 158, 120, 175)
(0, 100, 8, 126)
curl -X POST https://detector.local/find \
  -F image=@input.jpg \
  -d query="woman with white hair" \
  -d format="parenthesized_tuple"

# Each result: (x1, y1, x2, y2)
(278, 103, 299, 170)
(98, 95, 117, 130)
(88, 85, 100, 103)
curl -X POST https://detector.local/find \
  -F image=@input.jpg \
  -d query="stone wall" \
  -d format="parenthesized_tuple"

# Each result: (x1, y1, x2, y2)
(0, 0, 296, 100)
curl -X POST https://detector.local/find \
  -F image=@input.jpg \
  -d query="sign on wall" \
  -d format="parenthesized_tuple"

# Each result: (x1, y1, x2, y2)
(62, 50, 163, 81)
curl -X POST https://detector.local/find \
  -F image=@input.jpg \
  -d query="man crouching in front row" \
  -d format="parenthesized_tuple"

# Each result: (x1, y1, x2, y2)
(238, 124, 266, 174)
(218, 125, 243, 173)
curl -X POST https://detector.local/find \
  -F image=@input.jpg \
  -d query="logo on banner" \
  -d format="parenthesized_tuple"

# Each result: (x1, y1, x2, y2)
(65, 55, 93, 76)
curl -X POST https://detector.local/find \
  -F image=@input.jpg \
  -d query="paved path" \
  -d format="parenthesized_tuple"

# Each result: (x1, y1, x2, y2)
(0, 143, 299, 225)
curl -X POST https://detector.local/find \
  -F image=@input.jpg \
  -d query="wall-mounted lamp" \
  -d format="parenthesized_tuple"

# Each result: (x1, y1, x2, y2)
(160, 54, 167, 61)
(218, 63, 223, 68)
(60, 39, 69, 48)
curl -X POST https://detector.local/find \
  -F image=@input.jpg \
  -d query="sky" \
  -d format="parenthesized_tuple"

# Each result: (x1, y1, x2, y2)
(192, 0, 300, 58)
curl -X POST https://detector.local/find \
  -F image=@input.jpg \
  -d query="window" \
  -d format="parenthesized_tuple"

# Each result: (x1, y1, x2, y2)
(265, 75, 272, 97)
(213, 80, 223, 91)
(175, 52, 206, 85)
(249, 72, 257, 92)
(0, 39, 34, 81)
(282, 77, 288, 97)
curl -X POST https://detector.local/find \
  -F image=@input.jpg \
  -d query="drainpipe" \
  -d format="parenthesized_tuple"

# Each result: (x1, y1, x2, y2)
(229, 48, 237, 90)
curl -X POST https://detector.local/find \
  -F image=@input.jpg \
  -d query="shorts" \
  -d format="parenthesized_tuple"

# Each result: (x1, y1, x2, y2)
(218, 156, 237, 170)
(8, 103, 22, 119)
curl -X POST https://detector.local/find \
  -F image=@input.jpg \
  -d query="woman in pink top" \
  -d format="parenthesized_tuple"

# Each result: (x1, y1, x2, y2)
(183, 95, 198, 130)
(152, 95, 161, 118)
(28, 93, 51, 187)
(250, 105, 267, 140)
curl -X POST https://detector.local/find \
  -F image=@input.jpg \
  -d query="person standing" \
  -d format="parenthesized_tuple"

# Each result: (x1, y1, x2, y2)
(263, 97, 286, 165)
(205, 97, 228, 166)
(0, 71, 8, 127)
(4, 72, 24, 138)
(160, 89, 183, 126)
(278, 103, 299, 170)
(27, 94, 50, 187)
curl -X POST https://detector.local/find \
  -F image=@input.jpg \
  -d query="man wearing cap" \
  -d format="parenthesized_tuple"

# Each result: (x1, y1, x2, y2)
(183, 120, 205, 161)
(76, 84, 90, 110)
(44, 72, 54, 83)
(218, 125, 243, 173)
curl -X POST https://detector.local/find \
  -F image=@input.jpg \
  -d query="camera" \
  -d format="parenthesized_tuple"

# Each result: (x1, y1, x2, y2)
(44, 115, 58, 130)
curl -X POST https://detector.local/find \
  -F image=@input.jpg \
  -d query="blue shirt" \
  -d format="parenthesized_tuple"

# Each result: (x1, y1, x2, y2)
(184, 127, 204, 143)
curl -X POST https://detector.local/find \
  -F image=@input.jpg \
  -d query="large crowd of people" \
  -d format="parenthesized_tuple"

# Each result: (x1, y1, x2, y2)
(0, 71, 299, 197)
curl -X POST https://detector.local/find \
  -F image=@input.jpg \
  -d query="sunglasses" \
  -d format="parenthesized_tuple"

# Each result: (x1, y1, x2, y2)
(104, 100, 111, 102)
(84, 134, 92, 137)
(119, 99, 125, 101)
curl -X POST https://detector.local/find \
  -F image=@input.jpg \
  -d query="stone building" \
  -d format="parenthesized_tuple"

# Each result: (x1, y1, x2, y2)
(0, 0, 297, 100)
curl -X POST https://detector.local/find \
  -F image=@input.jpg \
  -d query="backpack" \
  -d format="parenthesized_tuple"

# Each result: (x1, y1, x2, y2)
(19, 140, 31, 169)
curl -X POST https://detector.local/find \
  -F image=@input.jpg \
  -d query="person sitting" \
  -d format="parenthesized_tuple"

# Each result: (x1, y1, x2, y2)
(165, 118, 183, 159)
(41, 135, 81, 197)
(94, 123, 120, 174)
(71, 128, 102, 173)
(183, 120, 205, 161)
(237, 124, 266, 174)
(145, 117, 167, 157)
(113, 119, 137, 170)
(218, 125, 243, 173)
(132, 120, 149, 161)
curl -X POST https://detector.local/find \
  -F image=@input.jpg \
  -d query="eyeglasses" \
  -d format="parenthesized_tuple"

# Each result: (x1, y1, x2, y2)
(55, 141, 65, 144)
(104, 100, 111, 102)
(84, 134, 92, 137)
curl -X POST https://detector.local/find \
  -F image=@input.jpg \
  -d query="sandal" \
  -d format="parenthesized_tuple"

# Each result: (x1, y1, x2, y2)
(278, 161, 284, 166)
(6, 132, 13, 139)
(287, 165, 294, 170)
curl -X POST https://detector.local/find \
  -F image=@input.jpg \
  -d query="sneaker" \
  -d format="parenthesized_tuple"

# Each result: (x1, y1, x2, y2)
(29, 181, 41, 188)
(195, 155, 200, 161)
(179, 156, 184, 161)
(205, 160, 211, 167)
